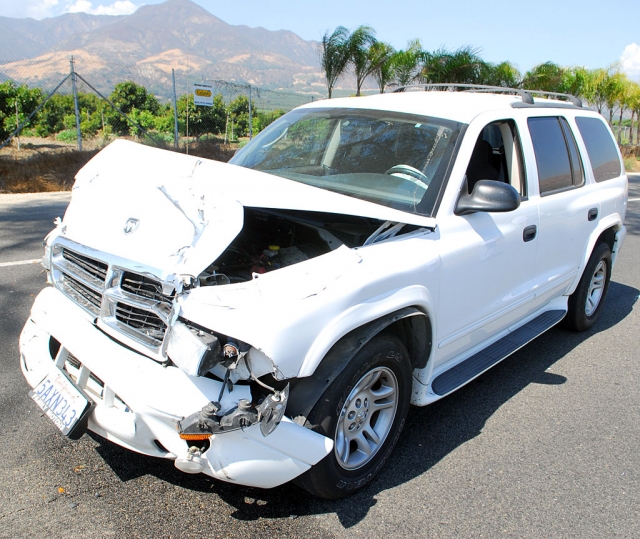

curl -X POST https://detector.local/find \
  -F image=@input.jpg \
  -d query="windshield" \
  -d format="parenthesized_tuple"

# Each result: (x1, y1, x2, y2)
(230, 107, 464, 217)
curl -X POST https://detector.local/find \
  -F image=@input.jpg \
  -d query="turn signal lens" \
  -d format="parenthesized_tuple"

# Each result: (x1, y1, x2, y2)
(179, 433, 213, 441)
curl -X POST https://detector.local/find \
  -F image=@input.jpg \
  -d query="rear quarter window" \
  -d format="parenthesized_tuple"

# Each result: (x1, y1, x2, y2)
(528, 117, 575, 195)
(575, 117, 622, 182)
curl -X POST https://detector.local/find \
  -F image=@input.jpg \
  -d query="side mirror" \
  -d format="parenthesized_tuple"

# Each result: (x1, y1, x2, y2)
(455, 180, 520, 216)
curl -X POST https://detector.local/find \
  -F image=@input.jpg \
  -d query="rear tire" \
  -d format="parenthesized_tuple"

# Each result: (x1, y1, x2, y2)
(295, 334, 412, 499)
(565, 242, 611, 332)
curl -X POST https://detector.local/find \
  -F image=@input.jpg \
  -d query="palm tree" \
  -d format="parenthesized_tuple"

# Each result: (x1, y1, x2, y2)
(604, 70, 628, 126)
(581, 68, 609, 113)
(422, 46, 486, 84)
(627, 83, 640, 145)
(320, 26, 350, 99)
(521, 62, 566, 92)
(560, 66, 590, 98)
(369, 42, 396, 93)
(391, 39, 424, 87)
(348, 25, 377, 96)
(614, 76, 634, 143)
(479, 61, 521, 87)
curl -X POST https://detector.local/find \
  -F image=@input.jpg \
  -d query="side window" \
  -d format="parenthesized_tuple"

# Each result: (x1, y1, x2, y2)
(560, 118, 584, 187)
(465, 120, 526, 196)
(528, 117, 583, 196)
(575, 117, 622, 182)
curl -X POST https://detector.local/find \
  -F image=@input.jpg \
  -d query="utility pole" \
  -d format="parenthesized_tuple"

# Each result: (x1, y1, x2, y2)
(172, 69, 179, 149)
(248, 85, 252, 140)
(15, 100, 20, 151)
(70, 56, 82, 151)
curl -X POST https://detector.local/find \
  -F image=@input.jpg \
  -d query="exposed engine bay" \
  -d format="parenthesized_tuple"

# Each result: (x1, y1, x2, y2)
(175, 208, 398, 440)
(195, 207, 386, 286)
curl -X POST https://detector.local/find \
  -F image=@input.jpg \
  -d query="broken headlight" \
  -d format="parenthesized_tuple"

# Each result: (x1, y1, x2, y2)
(166, 321, 220, 377)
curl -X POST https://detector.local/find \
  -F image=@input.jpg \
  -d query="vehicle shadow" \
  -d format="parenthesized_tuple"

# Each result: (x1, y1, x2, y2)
(89, 280, 638, 528)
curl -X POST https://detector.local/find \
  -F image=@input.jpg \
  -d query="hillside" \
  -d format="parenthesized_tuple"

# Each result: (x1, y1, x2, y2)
(0, 0, 324, 90)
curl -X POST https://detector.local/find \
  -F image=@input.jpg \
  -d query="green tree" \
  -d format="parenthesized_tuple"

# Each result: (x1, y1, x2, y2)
(369, 42, 396, 93)
(34, 93, 106, 138)
(36, 94, 73, 136)
(320, 26, 351, 98)
(391, 39, 424, 87)
(228, 94, 255, 137)
(178, 93, 227, 138)
(107, 81, 160, 135)
(626, 82, 640, 145)
(479, 61, 521, 87)
(0, 81, 43, 140)
(521, 62, 566, 92)
(256, 109, 286, 131)
(422, 46, 486, 84)
(603, 70, 628, 126)
(580, 68, 609, 113)
(347, 25, 377, 96)
(559, 66, 590, 99)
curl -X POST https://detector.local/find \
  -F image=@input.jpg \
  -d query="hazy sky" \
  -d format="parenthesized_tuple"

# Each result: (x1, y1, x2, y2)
(2, 0, 639, 79)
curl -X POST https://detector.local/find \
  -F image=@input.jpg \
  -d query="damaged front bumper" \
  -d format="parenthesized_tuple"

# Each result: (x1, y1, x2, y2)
(20, 287, 332, 489)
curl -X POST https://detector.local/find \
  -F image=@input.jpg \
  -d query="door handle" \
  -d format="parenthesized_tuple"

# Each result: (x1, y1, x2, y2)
(523, 225, 537, 242)
(588, 208, 598, 221)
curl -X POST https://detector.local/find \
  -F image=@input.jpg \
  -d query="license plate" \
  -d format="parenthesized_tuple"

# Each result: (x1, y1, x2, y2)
(30, 367, 93, 439)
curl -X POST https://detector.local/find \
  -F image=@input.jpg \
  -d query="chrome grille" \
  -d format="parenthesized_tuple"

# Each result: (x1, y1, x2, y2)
(51, 243, 175, 358)
(121, 272, 173, 305)
(63, 273, 102, 311)
(62, 249, 108, 282)
(115, 302, 167, 345)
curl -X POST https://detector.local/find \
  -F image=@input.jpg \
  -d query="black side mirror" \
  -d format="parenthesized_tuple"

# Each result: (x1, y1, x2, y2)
(455, 179, 520, 216)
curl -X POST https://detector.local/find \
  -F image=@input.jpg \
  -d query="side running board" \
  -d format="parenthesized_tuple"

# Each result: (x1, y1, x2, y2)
(431, 310, 566, 396)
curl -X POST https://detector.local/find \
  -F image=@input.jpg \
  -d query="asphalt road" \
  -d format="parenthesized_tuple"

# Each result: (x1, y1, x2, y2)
(1, 178, 639, 538)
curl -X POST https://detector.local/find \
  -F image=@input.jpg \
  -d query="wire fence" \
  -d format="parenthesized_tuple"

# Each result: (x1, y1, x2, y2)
(0, 54, 323, 154)
(2, 54, 638, 191)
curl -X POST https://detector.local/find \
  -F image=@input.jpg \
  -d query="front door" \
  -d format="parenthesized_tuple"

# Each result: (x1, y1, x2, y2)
(436, 120, 539, 366)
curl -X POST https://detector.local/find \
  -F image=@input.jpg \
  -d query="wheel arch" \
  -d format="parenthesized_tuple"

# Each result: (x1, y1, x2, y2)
(287, 307, 432, 425)
(567, 217, 624, 296)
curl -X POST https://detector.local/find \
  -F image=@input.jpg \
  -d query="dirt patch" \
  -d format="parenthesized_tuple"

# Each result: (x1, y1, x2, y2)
(0, 136, 238, 193)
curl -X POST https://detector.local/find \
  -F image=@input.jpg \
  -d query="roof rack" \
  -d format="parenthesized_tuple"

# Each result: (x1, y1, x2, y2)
(392, 84, 582, 108)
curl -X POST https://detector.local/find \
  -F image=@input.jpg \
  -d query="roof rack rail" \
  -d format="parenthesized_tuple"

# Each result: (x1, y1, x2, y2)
(392, 83, 582, 107)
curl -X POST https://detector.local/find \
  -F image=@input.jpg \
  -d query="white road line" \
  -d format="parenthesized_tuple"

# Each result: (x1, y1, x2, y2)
(0, 259, 41, 268)
(628, 197, 640, 202)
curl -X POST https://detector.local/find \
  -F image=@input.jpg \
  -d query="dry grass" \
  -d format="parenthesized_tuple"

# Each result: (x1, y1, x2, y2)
(0, 136, 238, 193)
(0, 147, 99, 193)
(624, 157, 640, 172)
(178, 137, 238, 162)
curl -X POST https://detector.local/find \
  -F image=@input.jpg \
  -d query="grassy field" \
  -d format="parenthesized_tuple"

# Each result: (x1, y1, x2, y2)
(0, 136, 238, 193)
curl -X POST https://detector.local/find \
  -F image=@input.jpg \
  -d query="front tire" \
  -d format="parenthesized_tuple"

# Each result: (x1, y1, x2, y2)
(565, 242, 612, 332)
(296, 334, 412, 499)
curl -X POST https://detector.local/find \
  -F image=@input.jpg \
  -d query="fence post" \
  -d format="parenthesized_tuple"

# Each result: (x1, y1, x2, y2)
(70, 56, 82, 151)
(172, 69, 179, 149)
(15, 101, 20, 151)
(248, 84, 252, 140)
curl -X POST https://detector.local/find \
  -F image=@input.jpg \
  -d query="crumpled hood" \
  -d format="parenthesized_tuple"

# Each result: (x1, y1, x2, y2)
(62, 140, 435, 279)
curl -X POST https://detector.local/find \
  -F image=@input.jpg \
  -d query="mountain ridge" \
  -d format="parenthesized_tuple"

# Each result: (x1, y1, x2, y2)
(0, 0, 324, 90)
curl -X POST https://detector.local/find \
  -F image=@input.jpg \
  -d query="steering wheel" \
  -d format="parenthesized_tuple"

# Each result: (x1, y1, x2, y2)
(385, 164, 430, 189)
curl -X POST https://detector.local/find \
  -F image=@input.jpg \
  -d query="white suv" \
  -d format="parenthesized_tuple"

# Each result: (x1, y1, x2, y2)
(20, 86, 627, 499)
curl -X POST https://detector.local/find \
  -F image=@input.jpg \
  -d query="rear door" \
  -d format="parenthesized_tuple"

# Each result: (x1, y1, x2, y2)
(524, 115, 599, 311)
